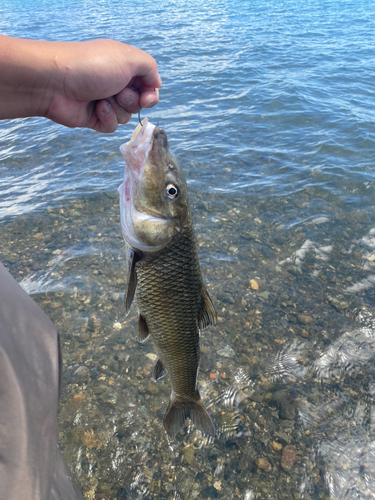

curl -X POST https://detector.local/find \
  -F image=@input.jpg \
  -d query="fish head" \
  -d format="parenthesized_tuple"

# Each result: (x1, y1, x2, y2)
(118, 119, 189, 252)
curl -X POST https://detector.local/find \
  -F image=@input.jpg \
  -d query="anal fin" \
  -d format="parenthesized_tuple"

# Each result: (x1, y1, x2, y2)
(153, 358, 167, 381)
(198, 285, 217, 331)
(137, 313, 149, 343)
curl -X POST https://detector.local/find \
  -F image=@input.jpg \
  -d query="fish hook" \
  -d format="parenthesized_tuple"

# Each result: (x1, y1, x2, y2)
(138, 110, 143, 126)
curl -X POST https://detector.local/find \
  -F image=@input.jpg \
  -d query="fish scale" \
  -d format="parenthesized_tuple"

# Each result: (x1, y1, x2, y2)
(136, 223, 202, 396)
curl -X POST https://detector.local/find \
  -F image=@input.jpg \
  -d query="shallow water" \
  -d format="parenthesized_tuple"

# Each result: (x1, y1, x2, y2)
(2, 0, 375, 499)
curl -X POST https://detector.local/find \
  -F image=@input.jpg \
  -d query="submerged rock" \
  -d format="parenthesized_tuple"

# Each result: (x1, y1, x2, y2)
(249, 279, 259, 290)
(297, 314, 313, 325)
(217, 346, 236, 358)
(257, 457, 272, 472)
(281, 445, 297, 471)
(183, 446, 195, 464)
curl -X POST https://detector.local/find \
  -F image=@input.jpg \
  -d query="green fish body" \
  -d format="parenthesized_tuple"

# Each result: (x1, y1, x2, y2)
(118, 120, 216, 437)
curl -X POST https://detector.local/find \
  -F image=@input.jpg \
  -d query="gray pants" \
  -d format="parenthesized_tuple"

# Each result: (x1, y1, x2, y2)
(0, 263, 83, 500)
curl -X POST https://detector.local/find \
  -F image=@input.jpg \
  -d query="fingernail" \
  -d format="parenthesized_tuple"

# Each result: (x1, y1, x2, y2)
(102, 102, 111, 115)
(121, 95, 133, 107)
(145, 100, 156, 109)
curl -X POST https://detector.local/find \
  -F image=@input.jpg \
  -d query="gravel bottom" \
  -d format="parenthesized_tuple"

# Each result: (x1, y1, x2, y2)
(2, 187, 375, 500)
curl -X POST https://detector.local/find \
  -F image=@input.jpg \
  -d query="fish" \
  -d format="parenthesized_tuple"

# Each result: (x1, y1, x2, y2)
(118, 118, 217, 438)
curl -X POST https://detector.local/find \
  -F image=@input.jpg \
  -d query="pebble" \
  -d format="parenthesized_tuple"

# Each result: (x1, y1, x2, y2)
(147, 382, 158, 395)
(213, 481, 221, 491)
(279, 400, 295, 421)
(143, 363, 152, 377)
(69, 392, 86, 406)
(82, 429, 99, 450)
(328, 296, 349, 311)
(249, 279, 259, 290)
(113, 321, 122, 330)
(78, 332, 89, 342)
(257, 457, 272, 472)
(52, 249, 62, 255)
(74, 366, 90, 379)
(183, 446, 195, 464)
(273, 431, 292, 444)
(104, 191, 118, 200)
(217, 346, 235, 358)
(50, 301, 62, 310)
(281, 445, 297, 471)
(217, 291, 235, 304)
(146, 353, 157, 361)
(273, 391, 295, 421)
(272, 441, 283, 451)
(297, 314, 313, 325)
(92, 384, 107, 395)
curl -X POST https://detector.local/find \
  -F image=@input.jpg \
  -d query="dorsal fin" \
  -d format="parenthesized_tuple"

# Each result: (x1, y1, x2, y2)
(198, 285, 217, 331)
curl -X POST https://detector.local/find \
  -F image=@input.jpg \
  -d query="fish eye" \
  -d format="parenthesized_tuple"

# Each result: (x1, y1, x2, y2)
(166, 184, 179, 199)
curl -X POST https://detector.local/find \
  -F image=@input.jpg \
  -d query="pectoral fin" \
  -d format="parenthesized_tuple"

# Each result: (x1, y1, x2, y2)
(137, 313, 149, 343)
(198, 286, 217, 331)
(153, 358, 168, 381)
(124, 248, 140, 315)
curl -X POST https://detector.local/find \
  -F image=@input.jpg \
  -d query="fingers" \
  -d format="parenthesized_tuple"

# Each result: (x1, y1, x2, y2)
(115, 88, 140, 113)
(140, 87, 159, 109)
(115, 87, 159, 113)
(93, 100, 121, 133)
(105, 96, 131, 124)
(93, 74, 160, 133)
(93, 89, 159, 134)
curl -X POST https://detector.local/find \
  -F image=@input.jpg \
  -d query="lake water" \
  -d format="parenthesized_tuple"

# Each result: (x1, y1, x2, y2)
(1, 0, 375, 498)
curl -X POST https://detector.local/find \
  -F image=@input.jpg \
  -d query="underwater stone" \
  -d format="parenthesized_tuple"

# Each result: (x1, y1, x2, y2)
(297, 314, 313, 325)
(217, 346, 235, 358)
(257, 457, 272, 472)
(281, 445, 297, 472)
(183, 446, 195, 464)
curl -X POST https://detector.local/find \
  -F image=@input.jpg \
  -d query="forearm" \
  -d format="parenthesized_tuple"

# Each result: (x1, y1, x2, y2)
(0, 35, 58, 119)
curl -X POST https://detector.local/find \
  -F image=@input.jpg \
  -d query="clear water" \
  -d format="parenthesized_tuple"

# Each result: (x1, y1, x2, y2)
(1, 0, 375, 498)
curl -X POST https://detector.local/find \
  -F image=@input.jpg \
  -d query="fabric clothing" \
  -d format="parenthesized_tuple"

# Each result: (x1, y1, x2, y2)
(0, 262, 83, 500)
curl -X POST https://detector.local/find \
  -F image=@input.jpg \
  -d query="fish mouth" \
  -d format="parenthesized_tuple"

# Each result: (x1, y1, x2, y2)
(141, 208, 168, 221)
(119, 118, 155, 174)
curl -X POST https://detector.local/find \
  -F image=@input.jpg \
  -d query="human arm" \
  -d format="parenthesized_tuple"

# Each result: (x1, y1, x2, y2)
(0, 35, 161, 133)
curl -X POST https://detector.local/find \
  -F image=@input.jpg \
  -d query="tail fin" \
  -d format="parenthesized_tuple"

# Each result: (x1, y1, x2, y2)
(163, 397, 215, 438)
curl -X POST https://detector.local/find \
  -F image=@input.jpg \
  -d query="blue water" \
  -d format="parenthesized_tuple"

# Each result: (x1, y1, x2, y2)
(2, 1, 375, 499)
(1, 0, 375, 218)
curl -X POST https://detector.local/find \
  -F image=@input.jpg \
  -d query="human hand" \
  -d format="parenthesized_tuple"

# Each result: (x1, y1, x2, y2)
(45, 39, 161, 132)
(0, 36, 162, 133)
